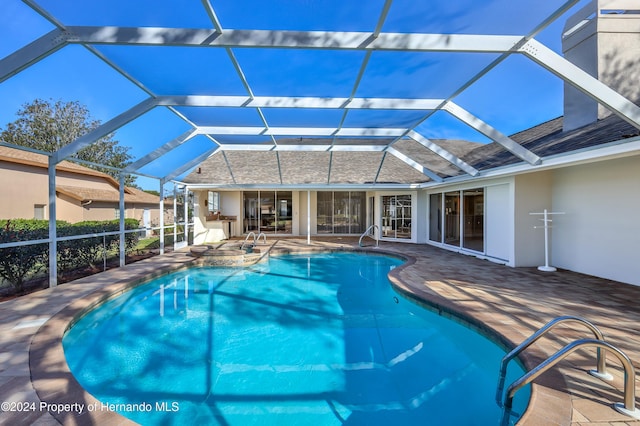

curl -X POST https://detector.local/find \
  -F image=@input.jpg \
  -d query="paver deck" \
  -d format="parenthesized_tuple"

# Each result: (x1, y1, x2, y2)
(1, 238, 639, 425)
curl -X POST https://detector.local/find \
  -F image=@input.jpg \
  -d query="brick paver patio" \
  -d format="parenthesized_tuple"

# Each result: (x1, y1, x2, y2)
(1, 238, 639, 425)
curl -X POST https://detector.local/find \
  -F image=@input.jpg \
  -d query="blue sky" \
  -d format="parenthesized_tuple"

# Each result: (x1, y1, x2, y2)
(0, 0, 590, 189)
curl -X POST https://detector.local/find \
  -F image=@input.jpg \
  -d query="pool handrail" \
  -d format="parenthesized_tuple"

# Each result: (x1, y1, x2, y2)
(358, 224, 379, 247)
(241, 232, 256, 250)
(496, 315, 610, 406)
(503, 338, 640, 420)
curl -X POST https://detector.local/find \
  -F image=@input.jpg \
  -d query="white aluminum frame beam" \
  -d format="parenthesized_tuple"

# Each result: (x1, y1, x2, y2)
(0, 29, 66, 83)
(163, 146, 219, 182)
(442, 101, 542, 165)
(11, 28, 640, 168)
(386, 147, 444, 182)
(124, 128, 200, 172)
(54, 97, 158, 163)
(64, 26, 523, 52)
(218, 144, 387, 152)
(156, 95, 444, 110)
(197, 126, 408, 137)
(519, 39, 640, 130)
(15, 0, 640, 191)
(199, 0, 223, 33)
(118, 174, 126, 267)
(186, 182, 420, 190)
(406, 130, 480, 176)
(48, 156, 57, 287)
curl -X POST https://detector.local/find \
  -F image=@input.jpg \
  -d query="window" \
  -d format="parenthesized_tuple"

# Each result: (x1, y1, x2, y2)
(115, 208, 121, 220)
(316, 191, 366, 234)
(34, 204, 46, 220)
(207, 191, 220, 212)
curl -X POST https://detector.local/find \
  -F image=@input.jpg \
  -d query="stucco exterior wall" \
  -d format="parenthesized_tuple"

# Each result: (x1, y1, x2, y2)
(1, 158, 159, 225)
(81, 201, 120, 222)
(55, 194, 84, 223)
(551, 155, 640, 285)
(513, 171, 553, 267)
(415, 190, 428, 244)
(0, 162, 48, 220)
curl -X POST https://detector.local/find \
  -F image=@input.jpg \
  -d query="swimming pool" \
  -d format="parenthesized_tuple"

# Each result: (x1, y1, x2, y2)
(63, 252, 529, 425)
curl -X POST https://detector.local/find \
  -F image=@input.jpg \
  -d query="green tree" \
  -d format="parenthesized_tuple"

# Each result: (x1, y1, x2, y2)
(0, 99, 136, 186)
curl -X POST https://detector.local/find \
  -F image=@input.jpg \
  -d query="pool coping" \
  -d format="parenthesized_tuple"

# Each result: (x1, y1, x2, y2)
(28, 243, 570, 425)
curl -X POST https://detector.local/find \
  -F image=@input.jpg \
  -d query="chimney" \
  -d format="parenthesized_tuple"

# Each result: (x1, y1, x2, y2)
(562, 0, 640, 132)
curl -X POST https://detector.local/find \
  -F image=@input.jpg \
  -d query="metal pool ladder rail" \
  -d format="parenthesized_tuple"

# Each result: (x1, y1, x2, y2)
(241, 232, 266, 250)
(497, 315, 640, 420)
(241, 232, 256, 250)
(358, 224, 379, 247)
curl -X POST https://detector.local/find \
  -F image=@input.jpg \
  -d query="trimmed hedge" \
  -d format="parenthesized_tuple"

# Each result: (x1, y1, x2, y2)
(0, 219, 140, 292)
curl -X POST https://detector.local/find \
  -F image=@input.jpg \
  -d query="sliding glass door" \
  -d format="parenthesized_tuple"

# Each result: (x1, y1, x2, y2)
(316, 191, 366, 234)
(463, 189, 484, 251)
(381, 194, 412, 239)
(444, 191, 460, 246)
(243, 191, 259, 233)
(430, 188, 484, 253)
(429, 193, 442, 243)
(242, 191, 293, 234)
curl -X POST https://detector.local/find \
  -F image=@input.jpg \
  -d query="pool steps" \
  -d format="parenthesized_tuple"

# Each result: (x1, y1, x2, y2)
(189, 239, 273, 266)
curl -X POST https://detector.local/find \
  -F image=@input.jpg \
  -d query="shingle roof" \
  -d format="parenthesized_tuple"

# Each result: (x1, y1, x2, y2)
(183, 137, 483, 185)
(463, 115, 640, 171)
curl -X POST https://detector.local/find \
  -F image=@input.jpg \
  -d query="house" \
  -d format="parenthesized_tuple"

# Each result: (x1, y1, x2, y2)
(184, 2, 640, 286)
(0, 146, 162, 227)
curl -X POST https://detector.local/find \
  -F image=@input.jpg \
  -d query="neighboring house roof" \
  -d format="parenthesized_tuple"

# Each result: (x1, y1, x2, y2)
(56, 185, 159, 204)
(0, 145, 123, 189)
(0, 146, 160, 204)
(126, 187, 162, 204)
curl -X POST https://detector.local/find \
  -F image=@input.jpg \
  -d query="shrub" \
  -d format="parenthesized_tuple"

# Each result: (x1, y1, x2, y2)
(0, 220, 58, 292)
(57, 219, 140, 272)
(0, 218, 140, 290)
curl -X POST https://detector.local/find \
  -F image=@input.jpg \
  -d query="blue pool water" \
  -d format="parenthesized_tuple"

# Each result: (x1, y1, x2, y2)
(63, 252, 529, 425)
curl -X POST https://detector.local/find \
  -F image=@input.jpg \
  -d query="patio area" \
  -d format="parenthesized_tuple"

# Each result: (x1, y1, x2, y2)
(1, 238, 639, 425)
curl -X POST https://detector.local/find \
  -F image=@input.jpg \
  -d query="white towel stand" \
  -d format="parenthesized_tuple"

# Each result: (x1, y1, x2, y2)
(530, 209, 565, 272)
